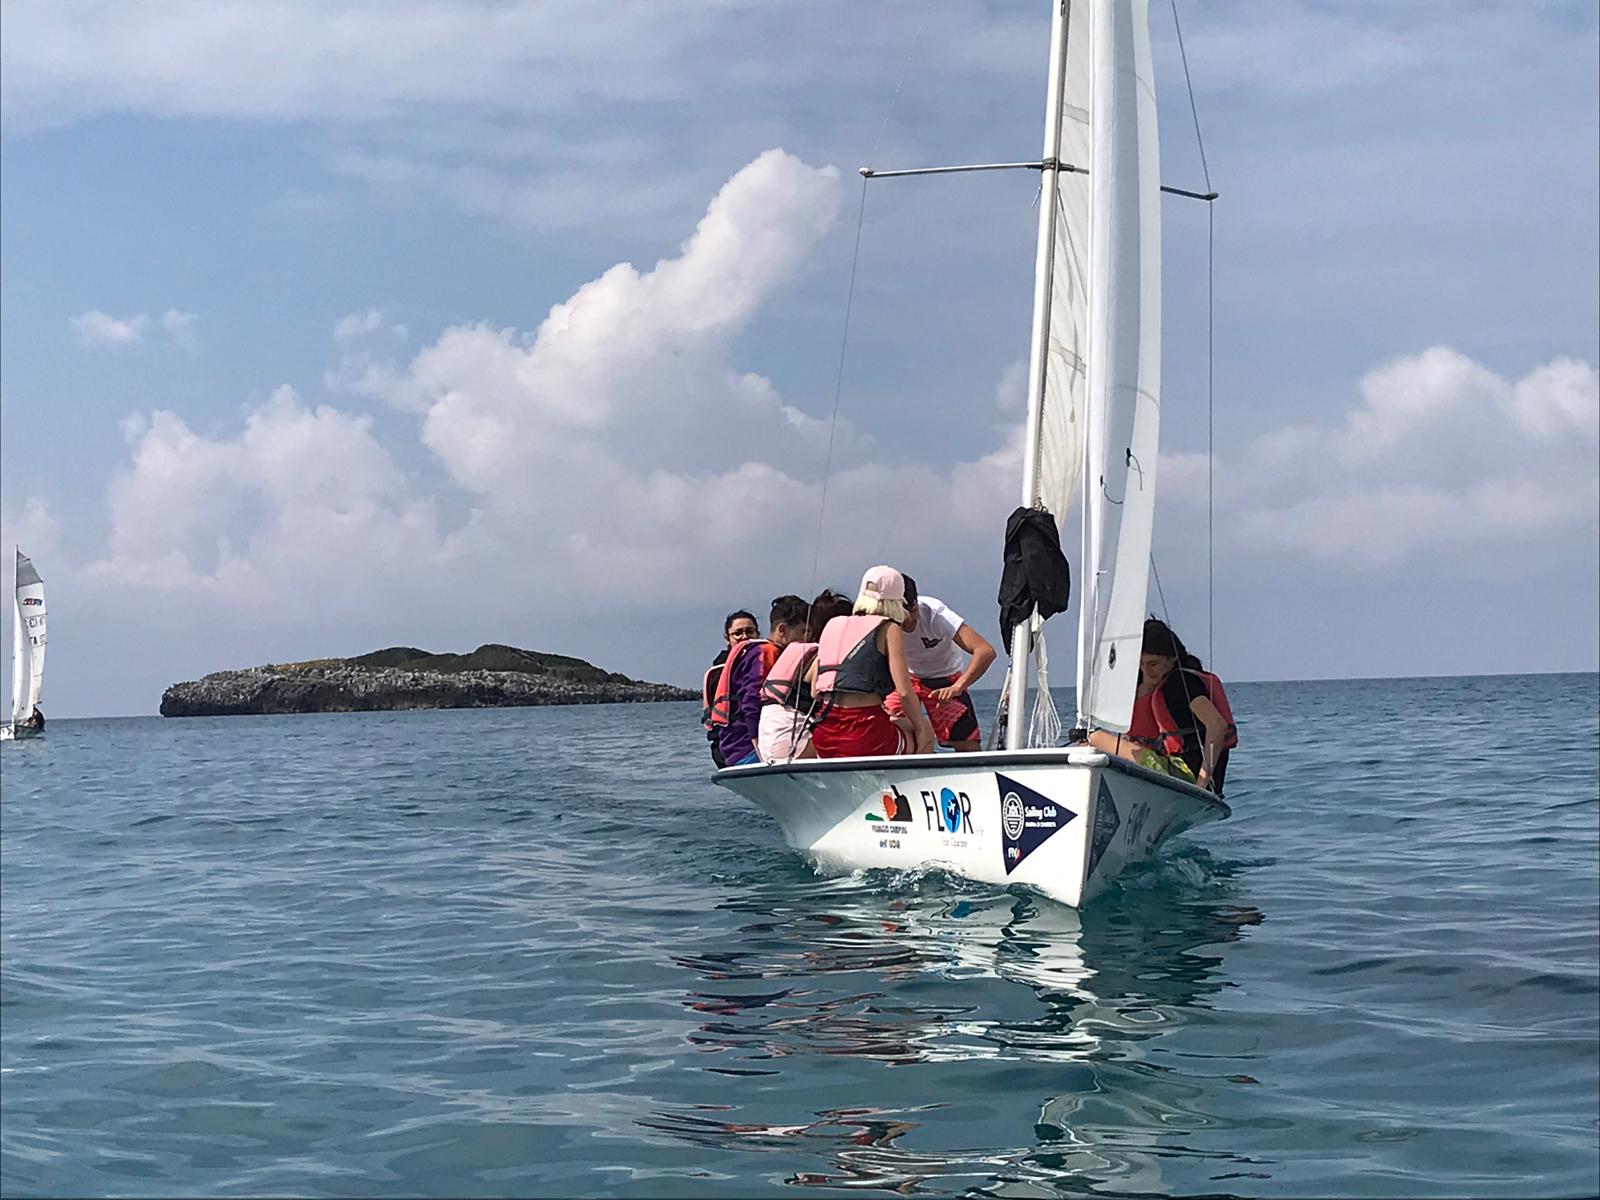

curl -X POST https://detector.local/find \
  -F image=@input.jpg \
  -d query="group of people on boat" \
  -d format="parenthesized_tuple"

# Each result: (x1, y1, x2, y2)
(701, 564, 1235, 794)
(703, 566, 996, 768)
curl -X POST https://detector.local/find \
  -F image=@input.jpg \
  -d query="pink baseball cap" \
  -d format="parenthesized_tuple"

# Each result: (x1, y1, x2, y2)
(859, 564, 906, 603)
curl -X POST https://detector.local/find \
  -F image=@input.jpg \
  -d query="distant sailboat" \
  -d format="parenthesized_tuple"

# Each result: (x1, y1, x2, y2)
(2, 549, 47, 741)
(714, 0, 1229, 907)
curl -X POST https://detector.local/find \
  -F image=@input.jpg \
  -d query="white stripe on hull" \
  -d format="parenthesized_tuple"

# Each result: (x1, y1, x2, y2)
(714, 747, 1228, 908)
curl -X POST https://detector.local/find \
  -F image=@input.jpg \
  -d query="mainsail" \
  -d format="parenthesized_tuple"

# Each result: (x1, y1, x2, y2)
(1012, 0, 1162, 744)
(1029, 1, 1093, 527)
(10, 550, 46, 725)
(1076, 0, 1161, 732)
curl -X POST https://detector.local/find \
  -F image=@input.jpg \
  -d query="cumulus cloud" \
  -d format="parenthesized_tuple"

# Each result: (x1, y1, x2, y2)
(70, 310, 149, 347)
(79, 150, 1014, 626)
(161, 309, 200, 351)
(91, 386, 436, 608)
(69, 308, 200, 350)
(1199, 348, 1599, 568)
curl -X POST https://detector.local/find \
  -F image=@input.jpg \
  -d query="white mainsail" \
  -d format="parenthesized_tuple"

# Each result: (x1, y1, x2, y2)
(1012, 0, 1162, 743)
(1076, 0, 1161, 732)
(10, 549, 47, 726)
(1029, 1, 1093, 528)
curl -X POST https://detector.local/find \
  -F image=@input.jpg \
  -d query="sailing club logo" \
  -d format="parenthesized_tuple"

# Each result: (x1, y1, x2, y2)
(21, 598, 40, 606)
(1002, 793, 1026, 840)
(996, 773, 1076, 875)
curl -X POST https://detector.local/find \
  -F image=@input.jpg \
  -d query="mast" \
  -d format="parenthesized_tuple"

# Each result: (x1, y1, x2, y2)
(1006, 0, 1074, 751)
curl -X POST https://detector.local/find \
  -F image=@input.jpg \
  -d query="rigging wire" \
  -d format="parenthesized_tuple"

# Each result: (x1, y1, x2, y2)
(1169, 0, 1217, 666)
(808, 179, 870, 598)
(811, 0, 931, 594)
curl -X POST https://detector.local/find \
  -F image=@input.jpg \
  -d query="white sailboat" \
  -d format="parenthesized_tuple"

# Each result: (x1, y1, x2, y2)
(2, 548, 48, 741)
(713, 0, 1228, 908)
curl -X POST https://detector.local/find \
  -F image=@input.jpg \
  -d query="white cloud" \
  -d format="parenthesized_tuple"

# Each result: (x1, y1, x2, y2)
(333, 309, 385, 343)
(161, 309, 200, 351)
(69, 310, 149, 347)
(69, 308, 200, 350)
(1195, 348, 1599, 568)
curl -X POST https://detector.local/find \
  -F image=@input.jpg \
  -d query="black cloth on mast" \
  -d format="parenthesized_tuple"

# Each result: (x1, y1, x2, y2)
(997, 506, 1071, 652)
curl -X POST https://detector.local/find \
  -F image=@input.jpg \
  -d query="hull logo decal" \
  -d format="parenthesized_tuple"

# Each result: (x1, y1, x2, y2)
(996, 773, 1076, 875)
(1086, 778, 1121, 879)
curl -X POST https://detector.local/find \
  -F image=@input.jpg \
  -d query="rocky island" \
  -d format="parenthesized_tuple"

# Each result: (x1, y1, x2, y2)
(160, 644, 697, 717)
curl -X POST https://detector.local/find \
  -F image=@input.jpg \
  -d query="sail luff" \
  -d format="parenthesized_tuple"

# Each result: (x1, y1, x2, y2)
(1077, 0, 1162, 732)
(1006, 0, 1075, 751)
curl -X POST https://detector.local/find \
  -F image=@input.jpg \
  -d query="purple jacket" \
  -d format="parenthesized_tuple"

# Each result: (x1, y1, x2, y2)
(717, 640, 774, 765)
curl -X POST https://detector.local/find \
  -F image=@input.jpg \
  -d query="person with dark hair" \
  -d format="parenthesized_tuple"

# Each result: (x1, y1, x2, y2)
(756, 589, 854, 764)
(1088, 618, 1237, 794)
(710, 595, 809, 767)
(892, 574, 996, 752)
(702, 610, 761, 767)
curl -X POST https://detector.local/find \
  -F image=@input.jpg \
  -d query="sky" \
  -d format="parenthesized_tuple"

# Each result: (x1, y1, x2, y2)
(1, 0, 1596, 718)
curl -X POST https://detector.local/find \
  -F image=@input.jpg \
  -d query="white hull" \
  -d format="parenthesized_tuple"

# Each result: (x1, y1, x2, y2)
(714, 747, 1228, 908)
(0, 723, 41, 741)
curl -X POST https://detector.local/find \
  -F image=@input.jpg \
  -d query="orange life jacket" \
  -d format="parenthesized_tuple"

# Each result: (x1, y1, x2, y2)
(708, 639, 778, 728)
(761, 642, 819, 709)
(701, 661, 723, 731)
(1147, 669, 1239, 756)
(814, 616, 892, 698)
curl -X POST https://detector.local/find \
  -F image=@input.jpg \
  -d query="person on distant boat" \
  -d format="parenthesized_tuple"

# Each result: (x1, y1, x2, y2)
(809, 566, 934, 759)
(702, 610, 759, 768)
(890, 575, 996, 752)
(757, 589, 853, 764)
(1087, 618, 1236, 795)
(25, 706, 44, 731)
(711, 596, 809, 767)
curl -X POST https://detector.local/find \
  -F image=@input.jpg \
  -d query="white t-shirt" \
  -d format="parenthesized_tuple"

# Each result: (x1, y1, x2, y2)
(904, 596, 970, 679)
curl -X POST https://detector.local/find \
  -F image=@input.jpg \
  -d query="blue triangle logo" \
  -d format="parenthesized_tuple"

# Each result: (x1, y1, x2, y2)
(996, 773, 1077, 876)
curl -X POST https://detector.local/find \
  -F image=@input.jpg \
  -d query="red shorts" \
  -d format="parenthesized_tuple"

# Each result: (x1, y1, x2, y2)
(884, 674, 981, 745)
(811, 704, 907, 759)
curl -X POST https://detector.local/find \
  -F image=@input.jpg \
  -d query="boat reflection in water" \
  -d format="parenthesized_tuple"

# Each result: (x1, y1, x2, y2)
(646, 849, 1264, 1195)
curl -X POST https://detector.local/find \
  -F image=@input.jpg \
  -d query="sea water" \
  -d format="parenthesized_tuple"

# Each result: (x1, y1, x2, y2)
(2, 673, 1596, 1197)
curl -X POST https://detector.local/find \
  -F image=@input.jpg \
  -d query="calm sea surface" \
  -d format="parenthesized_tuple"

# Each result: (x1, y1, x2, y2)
(2, 674, 1596, 1198)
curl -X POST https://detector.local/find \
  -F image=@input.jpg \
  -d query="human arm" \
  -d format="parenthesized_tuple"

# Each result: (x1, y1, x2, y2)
(883, 624, 934, 751)
(929, 623, 997, 702)
(1188, 694, 1229, 791)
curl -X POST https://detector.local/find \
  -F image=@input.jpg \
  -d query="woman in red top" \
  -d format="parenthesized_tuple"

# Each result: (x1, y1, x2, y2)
(1088, 619, 1234, 794)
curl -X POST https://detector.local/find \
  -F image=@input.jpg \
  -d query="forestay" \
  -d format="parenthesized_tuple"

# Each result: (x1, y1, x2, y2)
(11, 550, 46, 724)
(1075, 0, 1161, 733)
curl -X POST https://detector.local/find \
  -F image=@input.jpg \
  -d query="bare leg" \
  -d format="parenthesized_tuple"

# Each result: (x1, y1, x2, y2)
(1086, 729, 1140, 763)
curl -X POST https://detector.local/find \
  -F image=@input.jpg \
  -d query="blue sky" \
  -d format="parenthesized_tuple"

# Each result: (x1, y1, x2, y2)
(2, 0, 1597, 717)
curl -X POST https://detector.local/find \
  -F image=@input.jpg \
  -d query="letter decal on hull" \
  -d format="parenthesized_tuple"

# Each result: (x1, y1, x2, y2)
(1086, 778, 1121, 879)
(996, 773, 1076, 875)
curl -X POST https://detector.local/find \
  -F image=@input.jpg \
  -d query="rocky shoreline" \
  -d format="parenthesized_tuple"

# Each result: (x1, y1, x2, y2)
(159, 645, 697, 717)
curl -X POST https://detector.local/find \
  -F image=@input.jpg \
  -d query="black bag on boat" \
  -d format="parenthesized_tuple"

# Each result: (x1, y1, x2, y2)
(997, 506, 1071, 652)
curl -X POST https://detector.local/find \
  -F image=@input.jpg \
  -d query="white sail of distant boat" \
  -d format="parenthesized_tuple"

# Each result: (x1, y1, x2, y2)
(714, 0, 1227, 908)
(3, 548, 47, 741)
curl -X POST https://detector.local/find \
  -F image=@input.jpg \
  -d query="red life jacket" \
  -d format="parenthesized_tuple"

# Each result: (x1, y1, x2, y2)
(708, 639, 777, 728)
(815, 616, 892, 698)
(761, 642, 819, 709)
(1147, 669, 1239, 756)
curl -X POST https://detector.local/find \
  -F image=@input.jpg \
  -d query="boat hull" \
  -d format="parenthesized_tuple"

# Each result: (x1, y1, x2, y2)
(0, 723, 41, 741)
(714, 747, 1228, 908)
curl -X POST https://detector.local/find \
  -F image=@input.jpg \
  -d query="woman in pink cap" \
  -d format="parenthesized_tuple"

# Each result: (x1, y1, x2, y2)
(808, 565, 934, 758)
